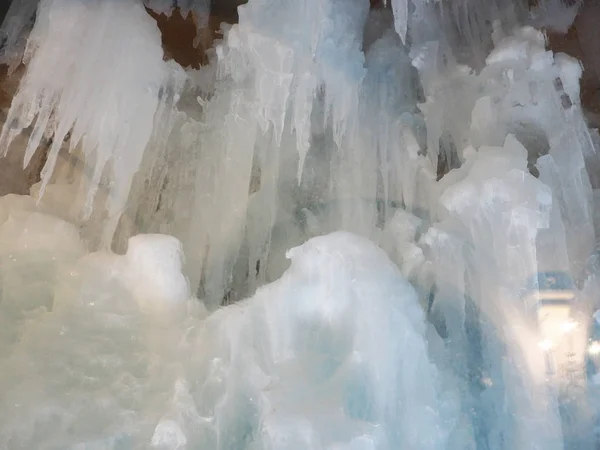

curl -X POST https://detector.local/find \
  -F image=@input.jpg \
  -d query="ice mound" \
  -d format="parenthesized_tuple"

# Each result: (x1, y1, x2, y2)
(182, 231, 450, 449)
(0, 230, 451, 449)
(0, 232, 194, 449)
(0, 208, 86, 359)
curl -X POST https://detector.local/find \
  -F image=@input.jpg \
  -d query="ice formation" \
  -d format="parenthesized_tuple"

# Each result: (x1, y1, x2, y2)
(0, 0, 186, 247)
(0, 0, 38, 70)
(0, 0, 599, 448)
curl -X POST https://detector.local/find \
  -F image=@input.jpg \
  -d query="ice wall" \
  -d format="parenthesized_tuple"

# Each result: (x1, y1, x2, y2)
(0, 0, 599, 448)
(3, 0, 587, 312)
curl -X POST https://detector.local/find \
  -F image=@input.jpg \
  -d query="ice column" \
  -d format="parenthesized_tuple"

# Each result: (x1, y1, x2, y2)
(187, 0, 371, 308)
(471, 27, 595, 278)
(437, 135, 564, 450)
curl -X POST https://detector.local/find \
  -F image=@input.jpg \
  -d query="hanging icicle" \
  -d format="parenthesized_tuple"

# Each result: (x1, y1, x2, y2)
(0, 0, 186, 248)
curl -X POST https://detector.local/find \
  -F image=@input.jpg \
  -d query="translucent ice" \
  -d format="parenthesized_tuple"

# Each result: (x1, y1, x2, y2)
(183, 231, 451, 449)
(0, 232, 194, 449)
(0, 0, 186, 247)
(0, 0, 38, 70)
(0, 230, 455, 449)
(0, 1, 599, 449)
(434, 135, 564, 450)
(186, 0, 371, 308)
(391, 0, 408, 44)
(0, 208, 86, 359)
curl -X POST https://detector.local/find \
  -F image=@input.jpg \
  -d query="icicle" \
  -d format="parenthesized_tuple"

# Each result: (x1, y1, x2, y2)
(232, 0, 368, 183)
(391, 0, 408, 44)
(186, 0, 370, 308)
(0, 0, 185, 248)
(0, 0, 38, 72)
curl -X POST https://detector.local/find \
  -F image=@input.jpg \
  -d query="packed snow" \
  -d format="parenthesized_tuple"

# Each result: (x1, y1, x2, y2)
(0, 0, 599, 448)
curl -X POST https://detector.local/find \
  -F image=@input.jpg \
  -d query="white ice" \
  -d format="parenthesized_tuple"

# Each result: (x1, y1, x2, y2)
(0, 0, 598, 448)
(0, 0, 186, 248)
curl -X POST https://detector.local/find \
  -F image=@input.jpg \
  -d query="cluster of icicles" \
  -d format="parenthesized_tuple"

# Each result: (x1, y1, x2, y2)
(0, 0, 598, 448)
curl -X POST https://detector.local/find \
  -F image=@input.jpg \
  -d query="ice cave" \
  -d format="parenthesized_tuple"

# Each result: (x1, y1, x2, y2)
(0, 0, 600, 448)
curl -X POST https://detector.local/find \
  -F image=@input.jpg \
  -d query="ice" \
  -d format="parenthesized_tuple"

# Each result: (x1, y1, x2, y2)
(0, 230, 195, 449)
(0, 207, 86, 359)
(0, 230, 452, 449)
(184, 231, 451, 449)
(1, 0, 600, 448)
(0, 0, 38, 71)
(529, 0, 582, 34)
(433, 135, 564, 449)
(184, 0, 371, 308)
(484, 27, 594, 277)
(0, 0, 186, 248)
(0, 192, 35, 223)
(122, 234, 191, 320)
(391, 0, 408, 44)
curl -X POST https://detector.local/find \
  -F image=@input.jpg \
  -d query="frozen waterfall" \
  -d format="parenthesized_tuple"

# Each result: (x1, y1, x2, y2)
(0, 0, 597, 448)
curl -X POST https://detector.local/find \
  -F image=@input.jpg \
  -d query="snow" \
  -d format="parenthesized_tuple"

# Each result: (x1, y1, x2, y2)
(0, 0, 600, 448)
